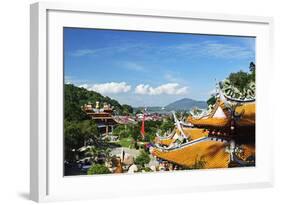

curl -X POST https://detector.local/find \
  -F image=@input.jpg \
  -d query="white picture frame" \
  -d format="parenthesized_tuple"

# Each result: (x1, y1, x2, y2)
(30, 2, 274, 202)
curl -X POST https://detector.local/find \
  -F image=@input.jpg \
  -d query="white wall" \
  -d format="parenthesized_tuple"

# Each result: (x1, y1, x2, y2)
(0, 0, 280, 204)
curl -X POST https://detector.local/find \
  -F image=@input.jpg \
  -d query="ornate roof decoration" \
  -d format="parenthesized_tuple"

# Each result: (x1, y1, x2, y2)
(219, 79, 255, 102)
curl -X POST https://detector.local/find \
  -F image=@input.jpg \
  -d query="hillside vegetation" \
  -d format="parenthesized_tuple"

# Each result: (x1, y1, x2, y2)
(64, 84, 133, 165)
(64, 84, 133, 121)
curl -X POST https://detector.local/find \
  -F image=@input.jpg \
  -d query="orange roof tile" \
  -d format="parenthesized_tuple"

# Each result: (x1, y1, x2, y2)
(152, 141, 229, 169)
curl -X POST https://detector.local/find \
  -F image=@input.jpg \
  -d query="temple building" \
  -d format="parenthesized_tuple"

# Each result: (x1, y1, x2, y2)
(82, 101, 117, 137)
(151, 82, 256, 169)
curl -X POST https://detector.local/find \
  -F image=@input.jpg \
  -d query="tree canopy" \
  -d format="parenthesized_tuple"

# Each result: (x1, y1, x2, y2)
(87, 164, 110, 175)
(135, 150, 151, 167)
(64, 120, 99, 162)
(228, 62, 255, 92)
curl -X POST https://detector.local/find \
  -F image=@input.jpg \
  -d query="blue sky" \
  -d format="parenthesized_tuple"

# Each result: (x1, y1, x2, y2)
(64, 28, 255, 107)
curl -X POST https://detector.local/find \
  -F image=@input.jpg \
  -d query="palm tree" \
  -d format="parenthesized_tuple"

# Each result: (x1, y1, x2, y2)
(103, 148, 111, 161)
(103, 148, 112, 167)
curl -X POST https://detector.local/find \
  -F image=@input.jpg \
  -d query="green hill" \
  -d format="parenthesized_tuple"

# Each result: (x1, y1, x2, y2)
(64, 84, 133, 121)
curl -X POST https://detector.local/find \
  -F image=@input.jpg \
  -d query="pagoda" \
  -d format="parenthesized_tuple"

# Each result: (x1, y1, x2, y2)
(82, 101, 118, 136)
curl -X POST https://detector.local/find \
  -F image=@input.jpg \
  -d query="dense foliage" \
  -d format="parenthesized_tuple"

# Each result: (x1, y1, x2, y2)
(207, 95, 216, 106)
(135, 150, 151, 167)
(64, 120, 98, 162)
(112, 124, 140, 140)
(159, 119, 174, 134)
(122, 104, 134, 115)
(87, 164, 110, 175)
(228, 62, 255, 92)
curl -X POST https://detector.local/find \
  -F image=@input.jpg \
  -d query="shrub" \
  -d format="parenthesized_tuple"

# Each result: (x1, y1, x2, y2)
(141, 167, 152, 172)
(135, 150, 150, 167)
(87, 164, 110, 175)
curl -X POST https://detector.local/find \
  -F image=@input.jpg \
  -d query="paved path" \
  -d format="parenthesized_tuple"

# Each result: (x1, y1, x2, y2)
(110, 147, 140, 158)
(110, 147, 159, 168)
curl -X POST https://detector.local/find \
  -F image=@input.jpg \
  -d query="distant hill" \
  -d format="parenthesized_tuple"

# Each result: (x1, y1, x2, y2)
(165, 98, 207, 111)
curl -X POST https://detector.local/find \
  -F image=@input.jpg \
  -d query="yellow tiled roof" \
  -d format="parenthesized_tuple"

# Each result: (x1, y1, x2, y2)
(235, 103, 255, 127)
(153, 140, 229, 169)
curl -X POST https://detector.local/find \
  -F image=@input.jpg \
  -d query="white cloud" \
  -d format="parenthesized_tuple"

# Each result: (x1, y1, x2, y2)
(174, 41, 254, 59)
(64, 75, 73, 84)
(135, 84, 150, 95)
(79, 82, 131, 94)
(135, 83, 188, 95)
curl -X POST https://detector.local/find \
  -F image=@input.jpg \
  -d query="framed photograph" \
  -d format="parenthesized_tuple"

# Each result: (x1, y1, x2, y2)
(30, 2, 274, 202)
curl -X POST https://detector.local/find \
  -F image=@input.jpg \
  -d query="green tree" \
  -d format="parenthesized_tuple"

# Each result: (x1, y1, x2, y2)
(64, 120, 83, 161)
(103, 148, 111, 161)
(227, 62, 255, 93)
(112, 124, 130, 139)
(64, 84, 88, 121)
(228, 70, 251, 92)
(79, 120, 99, 144)
(122, 104, 134, 115)
(64, 120, 99, 162)
(207, 95, 216, 106)
(135, 150, 150, 167)
(85, 146, 99, 162)
(160, 119, 174, 133)
(87, 164, 110, 175)
(249, 62, 255, 82)
(112, 124, 125, 135)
